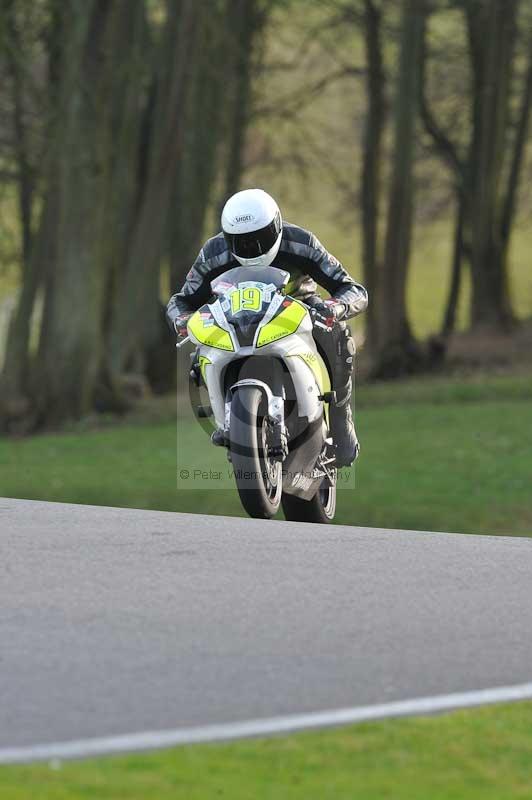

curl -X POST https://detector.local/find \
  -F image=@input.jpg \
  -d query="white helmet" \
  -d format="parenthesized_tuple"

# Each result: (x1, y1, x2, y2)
(221, 189, 282, 267)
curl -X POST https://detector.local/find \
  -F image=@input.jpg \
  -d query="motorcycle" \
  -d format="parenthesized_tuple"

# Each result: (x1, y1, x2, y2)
(178, 265, 338, 522)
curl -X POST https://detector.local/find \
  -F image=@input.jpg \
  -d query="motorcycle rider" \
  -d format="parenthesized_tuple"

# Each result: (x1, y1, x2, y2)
(166, 188, 368, 467)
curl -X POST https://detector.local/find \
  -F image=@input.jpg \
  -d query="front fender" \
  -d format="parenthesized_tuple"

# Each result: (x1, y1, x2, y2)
(228, 379, 284, 426)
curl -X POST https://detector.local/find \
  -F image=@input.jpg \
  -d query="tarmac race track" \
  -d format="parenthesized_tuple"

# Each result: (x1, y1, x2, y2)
(1, 498, 532, 762)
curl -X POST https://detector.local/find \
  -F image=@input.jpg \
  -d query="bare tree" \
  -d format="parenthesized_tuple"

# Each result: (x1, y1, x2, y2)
(421, 0, 531, 334)
(107, 0, 199, 381)
(359, 0, 425, 377)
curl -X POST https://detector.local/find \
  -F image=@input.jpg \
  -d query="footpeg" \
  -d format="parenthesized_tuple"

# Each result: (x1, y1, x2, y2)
(319, 391, 337, 403)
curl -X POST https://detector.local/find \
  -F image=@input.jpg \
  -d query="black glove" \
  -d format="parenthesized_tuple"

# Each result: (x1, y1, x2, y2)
(310, 299, 346, 329)
(173, 313, 191, 339)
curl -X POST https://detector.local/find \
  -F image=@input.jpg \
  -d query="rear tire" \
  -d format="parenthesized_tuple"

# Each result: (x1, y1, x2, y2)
(281, 473, 336, 524)
(229, 386, 282, 519)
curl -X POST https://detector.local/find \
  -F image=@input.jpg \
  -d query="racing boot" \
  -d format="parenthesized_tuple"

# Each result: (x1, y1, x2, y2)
(329, 379, 359, 467)
(211, 429, 225, 447)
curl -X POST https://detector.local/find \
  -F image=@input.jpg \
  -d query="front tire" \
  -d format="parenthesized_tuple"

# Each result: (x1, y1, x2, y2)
(229, 386, 282, 519)
(281, 473, 336, 524)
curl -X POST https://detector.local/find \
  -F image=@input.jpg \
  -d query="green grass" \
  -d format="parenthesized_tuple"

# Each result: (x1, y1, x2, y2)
(1, 373, 532, 535)
(2, 702, 532, 799)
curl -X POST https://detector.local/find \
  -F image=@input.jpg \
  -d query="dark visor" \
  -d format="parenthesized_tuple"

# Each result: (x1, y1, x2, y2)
(224, 213, 281, 259)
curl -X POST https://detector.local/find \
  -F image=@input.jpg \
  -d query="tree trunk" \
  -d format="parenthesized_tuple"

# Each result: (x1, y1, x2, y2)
(372, 0, 425, 377)
(501, 29, 532, 251)
(30, 0, 148, 425)
(360, 0, 385, 354)
(441, 192, 465, 338)
(4, 0, 34, 266)
(34, 1, 106, 423)
(221, 0, 264, 202)
(168, 4, 230, 291)
(0, 0, 39, 429)
(107, 0, 199, 377)
(97, 0, 151, 407)
(0, 191, 58, 430)
(466, 0, 517, 330)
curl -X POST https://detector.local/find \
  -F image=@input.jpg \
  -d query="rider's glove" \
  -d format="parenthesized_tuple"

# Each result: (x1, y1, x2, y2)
(173, 313, 191, 339)
(310, 299, 346, 330)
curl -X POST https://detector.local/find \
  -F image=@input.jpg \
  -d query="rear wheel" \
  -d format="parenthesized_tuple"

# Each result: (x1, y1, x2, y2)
(229, 386, 282, 519)
(281, 472, 336, 524)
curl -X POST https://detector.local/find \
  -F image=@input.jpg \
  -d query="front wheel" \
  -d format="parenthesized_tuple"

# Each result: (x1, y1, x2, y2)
(229, 386, 282, 519)
(281, 473, 336, 524)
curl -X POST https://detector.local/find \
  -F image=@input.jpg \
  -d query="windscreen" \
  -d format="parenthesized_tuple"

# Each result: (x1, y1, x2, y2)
(211, 266, 289, 296)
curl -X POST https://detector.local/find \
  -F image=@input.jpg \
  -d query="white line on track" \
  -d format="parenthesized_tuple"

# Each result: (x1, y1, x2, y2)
(2, 681, 532, 764)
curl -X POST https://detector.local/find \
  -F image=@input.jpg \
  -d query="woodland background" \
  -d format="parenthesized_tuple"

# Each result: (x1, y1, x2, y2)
(1, 0, 532, 432)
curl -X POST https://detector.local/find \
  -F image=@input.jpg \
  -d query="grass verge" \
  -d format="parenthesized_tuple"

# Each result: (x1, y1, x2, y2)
(2, 702, 532, 799)
(1, 374, 532, 535)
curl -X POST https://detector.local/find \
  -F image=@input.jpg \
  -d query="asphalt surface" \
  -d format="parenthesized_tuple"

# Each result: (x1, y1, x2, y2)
(2, 498, 532, 752)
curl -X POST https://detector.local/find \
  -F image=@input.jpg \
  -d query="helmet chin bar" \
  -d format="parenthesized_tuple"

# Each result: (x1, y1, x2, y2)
(232, 230, 282, 268)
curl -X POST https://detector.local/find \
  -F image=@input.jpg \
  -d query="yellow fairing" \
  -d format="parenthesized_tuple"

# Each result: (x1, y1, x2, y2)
(188, 312, 234, 351)
(256, 300, 307, 348)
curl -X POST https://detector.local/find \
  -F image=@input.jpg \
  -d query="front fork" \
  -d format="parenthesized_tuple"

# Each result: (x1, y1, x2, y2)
(224, 380, 288, 462)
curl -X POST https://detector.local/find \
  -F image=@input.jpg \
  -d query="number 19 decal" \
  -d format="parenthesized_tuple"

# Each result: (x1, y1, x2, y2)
(230, 286, 263, 314)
